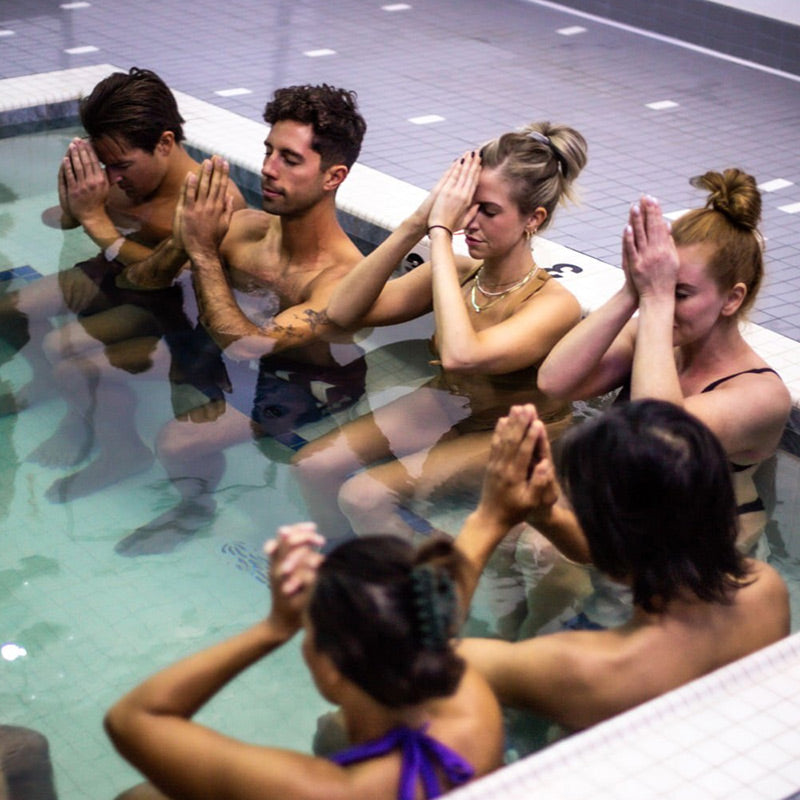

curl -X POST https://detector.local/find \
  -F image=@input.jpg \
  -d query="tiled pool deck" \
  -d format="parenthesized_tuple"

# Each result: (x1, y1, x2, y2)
(1, 2, 800, 798)
(2, 0, 798, 337)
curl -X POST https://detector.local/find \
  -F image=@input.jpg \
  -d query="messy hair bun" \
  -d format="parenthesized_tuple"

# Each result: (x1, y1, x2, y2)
(672, 168, 764, 317)
(309, 535, 467, 708)
(480, 121, 588, 230)
(690, 168, 761, 231)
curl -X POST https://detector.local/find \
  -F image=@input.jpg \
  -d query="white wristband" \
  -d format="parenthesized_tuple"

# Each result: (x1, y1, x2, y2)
(104, 236, 126, 262)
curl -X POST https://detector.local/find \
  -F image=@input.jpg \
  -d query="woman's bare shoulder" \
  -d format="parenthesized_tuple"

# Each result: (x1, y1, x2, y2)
(742, 559, 789, 602)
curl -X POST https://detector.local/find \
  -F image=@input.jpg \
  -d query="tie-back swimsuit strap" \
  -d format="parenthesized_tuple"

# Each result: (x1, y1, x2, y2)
(329, 724, 475, 800)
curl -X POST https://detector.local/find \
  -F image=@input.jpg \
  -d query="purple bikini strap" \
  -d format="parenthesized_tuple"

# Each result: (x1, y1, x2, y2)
(329, 724, 474, 800)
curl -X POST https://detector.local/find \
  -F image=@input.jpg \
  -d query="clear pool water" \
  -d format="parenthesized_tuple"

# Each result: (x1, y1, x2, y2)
(1, 127, 798, 800)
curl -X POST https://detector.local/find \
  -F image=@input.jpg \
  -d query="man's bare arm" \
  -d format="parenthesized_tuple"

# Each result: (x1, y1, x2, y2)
(116, 236, 189, 290)
(118, 158, 245, 291)
(191, 253, 342, 360)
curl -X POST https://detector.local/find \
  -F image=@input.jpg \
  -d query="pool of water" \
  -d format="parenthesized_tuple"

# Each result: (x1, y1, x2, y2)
(1, 127, 799, 800)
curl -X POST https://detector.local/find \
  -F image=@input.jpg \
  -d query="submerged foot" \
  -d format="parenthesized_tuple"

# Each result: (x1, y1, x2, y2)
(114, 499, 217, 557)
(28, 413, 92, 468)
(45, 443, 153, 503)
(0, 392, 27, 416)
(0, 378, 56, 417)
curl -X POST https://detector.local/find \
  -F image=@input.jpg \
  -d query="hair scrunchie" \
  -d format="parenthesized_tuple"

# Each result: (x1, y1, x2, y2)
(527, 130, 569, 178)
(410, 565, 457, 651)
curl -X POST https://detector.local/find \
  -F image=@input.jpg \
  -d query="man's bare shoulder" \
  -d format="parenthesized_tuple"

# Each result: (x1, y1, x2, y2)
(229, 208, 275, 235)
(221, 209, 277, 254)
(303, 243, 364, 296)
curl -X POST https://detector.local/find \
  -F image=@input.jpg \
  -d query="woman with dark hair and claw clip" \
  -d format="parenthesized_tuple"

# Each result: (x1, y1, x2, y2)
(538, 169, 792, 551)
(292, 123, 587, 541)
(105, 525, 503, 800)
(456, 401, 789, 731)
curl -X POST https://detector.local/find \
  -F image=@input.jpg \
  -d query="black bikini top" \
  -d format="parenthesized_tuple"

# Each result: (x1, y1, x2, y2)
(700, 367, 780, 394)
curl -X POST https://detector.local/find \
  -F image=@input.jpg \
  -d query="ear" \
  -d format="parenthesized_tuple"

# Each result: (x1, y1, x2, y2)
(156, 131, 175, 156)
(525, 205, 548, 235)
(322, 164, 349, 192)
(721, 281, 747, 317)
(314, 652, 347, 702)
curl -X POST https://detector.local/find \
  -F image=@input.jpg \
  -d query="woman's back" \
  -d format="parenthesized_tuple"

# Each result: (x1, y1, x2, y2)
(106, 529, 504, 800)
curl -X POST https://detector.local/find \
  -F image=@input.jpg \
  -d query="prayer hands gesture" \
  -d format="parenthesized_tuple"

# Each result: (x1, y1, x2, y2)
(264, 523, 325, 636)
(59, 138, 109, 224)
(479, 404, 560, 530)
(427, 150, 482, 233)
(175, 156, 235, 258)
(622, 195, 679, 301)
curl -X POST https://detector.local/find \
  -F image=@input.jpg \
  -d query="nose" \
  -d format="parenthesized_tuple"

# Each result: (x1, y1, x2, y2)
(261, 151, 278, 179)
(105, 167, 122, 185)
(463, 203, 479, 231)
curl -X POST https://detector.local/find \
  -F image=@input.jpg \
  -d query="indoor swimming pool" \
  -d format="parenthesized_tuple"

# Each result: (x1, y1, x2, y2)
(2, 119, 800, 799)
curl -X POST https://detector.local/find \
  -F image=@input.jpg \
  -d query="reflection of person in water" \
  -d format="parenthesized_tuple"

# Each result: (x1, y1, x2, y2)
(293, 123, 587, 542)
(106, 525, 503, 800)
(539, 170, 791, 551)
(457, 401, 790, 730)
(112, 84, 369, 556)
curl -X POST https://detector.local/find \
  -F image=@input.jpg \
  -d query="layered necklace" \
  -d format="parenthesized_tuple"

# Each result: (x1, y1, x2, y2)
(470, 263, 539, 313)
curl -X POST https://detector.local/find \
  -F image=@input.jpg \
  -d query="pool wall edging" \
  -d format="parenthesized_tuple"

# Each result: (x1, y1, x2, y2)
(2, 63, 799, 413)
(2, 62, 800, 800)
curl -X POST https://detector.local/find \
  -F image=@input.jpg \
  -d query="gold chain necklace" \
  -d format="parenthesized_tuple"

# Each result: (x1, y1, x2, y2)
(470, 265, 538, 313)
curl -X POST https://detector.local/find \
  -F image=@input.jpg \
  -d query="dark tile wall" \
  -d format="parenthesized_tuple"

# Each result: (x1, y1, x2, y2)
(549, 0, 800, 75)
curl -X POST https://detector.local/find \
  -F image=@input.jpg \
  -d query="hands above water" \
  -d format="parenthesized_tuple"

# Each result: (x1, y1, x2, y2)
(408, 151, 481, 234)
(176, 156, 235, 260)
(622, 195, 679, 302)
(264, 523, 325, 636)
(477, 404, 560, 531)
(59, 138, 109, 225)
(456, 404, 565, 597)
(427, 150, 482, 234)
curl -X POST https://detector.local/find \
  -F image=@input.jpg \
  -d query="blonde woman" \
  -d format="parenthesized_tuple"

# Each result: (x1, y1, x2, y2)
(294, 123, 587, 540)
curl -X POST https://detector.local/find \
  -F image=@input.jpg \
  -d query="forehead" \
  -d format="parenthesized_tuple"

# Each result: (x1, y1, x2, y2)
(266, 119, 318, 157)
(676, 242, 717, 283)
(474, 166, 516, 205)
(92, 135, 149, 164)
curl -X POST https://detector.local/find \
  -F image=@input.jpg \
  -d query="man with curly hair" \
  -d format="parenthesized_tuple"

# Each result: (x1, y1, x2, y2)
(114, 84, 370, 555)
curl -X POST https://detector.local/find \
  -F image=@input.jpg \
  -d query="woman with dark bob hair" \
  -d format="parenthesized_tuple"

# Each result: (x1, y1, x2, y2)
(105, 527, 503, 800)
(457, 401, 789, 731)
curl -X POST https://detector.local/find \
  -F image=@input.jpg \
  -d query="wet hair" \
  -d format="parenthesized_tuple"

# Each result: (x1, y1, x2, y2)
(479, 121, 587, 230)
(671, 169, 764, 316)
(309, 535, 466, 708)
(79, 67, 185, 152)
(263, 84, 367, 170)
(558, 400, 750, 612)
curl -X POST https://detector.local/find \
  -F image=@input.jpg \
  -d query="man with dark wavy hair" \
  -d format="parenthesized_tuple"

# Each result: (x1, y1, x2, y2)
(114, 84, 370, 555)
(0, 67, 244, 421)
